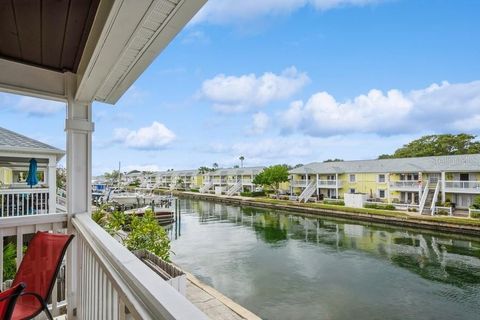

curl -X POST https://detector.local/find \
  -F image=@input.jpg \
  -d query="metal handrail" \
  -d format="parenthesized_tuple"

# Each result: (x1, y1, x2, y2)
(418, 183, 429, 213)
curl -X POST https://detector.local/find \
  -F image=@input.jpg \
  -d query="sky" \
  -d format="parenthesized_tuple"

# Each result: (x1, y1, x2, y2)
(1, 0, 480, 175)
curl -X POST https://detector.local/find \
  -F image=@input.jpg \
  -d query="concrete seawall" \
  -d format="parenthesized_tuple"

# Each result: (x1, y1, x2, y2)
(167, 191, 480, 237)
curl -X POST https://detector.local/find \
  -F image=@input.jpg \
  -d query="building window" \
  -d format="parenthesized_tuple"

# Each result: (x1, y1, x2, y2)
(378, 189, 386, 198)
(378, 174, 386, 183)
(349, 174, 356, 183)
(349, 188, 356, 194)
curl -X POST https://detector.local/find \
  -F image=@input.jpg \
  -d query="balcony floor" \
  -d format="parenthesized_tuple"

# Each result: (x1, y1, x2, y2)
(186, 273, 260, 320)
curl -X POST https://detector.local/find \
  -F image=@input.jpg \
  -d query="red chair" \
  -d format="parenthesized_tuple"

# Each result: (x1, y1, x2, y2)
(11, 232, 74, 320)
(0, 283, 26, 320)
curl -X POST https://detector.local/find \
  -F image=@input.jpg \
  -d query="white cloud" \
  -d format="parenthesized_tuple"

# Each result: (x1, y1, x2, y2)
(192, 0, 385, 25)
(248, 112, 270, 135)
(203, 134, 414, 166)
(280, 80, 480, 136)
(113, 122, 176, 150)
(201, 67, 309, 113)
(0, 95, 65, 116)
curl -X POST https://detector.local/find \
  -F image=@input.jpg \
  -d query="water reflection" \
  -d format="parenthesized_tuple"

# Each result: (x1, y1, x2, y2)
(170, 199, 480, 320)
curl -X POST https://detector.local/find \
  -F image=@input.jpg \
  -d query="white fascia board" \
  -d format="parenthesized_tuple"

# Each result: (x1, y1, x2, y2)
(0, 58, 66, 101)
(75, 0, 207, 104)
(0, 148, 65, 162)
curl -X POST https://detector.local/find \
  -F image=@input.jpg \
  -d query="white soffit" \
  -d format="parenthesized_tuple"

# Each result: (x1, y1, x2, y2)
(75, 0, 206, 104)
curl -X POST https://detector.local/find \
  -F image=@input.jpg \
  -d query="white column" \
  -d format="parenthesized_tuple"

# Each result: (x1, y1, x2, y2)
(66, 100, 93, 215)
(335, 173, 339, 199)
(65, 73, 94, 320)
(418, 172, 423, 203)
(386, 173, 391, 204)
(47, 155, 57, 213)
(441, 171, 446, 202)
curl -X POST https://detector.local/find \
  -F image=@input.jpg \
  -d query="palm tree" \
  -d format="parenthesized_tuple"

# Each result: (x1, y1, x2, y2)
(213, 163, 219, 169)
(239, 156, 245, 168)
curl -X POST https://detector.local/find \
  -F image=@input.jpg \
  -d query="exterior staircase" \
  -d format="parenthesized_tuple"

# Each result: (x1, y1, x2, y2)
(298, 180, 317, 203)
(419, 181, 441, 215)
(199, 181, 214, 193)
(226, 181, 242, 196)
(422, 189, 435, 214)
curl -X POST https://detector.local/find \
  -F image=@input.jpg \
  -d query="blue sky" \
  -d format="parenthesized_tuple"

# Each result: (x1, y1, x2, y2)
(1, 0, 480, 175)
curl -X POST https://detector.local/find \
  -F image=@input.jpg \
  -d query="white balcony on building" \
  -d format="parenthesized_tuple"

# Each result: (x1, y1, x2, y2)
(444, 181, 480, 194)
(389, 181, 422, 191)
(317, 180, 342, 188)
(0, 0, 208, 319)
(292, 179, 308, 187)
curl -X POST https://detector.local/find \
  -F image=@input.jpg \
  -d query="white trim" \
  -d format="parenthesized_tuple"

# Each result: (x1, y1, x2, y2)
(0, 58, 66, 101)
(76, 0, 207, 104)
(72, 213, 208, 319)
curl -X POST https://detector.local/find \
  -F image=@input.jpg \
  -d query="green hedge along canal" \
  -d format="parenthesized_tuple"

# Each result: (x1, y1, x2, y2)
(169, 199, 480, 320)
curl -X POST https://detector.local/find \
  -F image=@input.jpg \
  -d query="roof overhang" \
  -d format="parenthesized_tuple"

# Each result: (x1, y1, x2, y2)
(0, 0, 206, 104)
(0, 147, 65, 162)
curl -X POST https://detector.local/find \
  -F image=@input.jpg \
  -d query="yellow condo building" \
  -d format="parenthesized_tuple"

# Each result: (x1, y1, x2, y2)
(289, 154, 480, 214)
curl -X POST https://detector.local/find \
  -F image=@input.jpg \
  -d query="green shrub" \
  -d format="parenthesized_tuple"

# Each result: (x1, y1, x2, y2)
(471, 196, 480, 209)
(323, 200, 345, 206)
(364, 203, 395, 210)
(240, 191, 265, 197)
(408, 208, 418, 212)
(471, 211, 480, 219)
(436, 209, 450, 216)
(123, 210, 171, 261)
(3, 243, 17, 280)
(190, 188, 199, 193)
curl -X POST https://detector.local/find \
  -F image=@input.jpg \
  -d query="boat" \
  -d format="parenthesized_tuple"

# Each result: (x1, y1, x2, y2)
(101, 188, 155, 208)
(126, 205, 175, 225)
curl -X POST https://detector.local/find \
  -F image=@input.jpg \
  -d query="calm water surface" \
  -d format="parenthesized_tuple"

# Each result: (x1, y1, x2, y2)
(169, 199, 480, 320)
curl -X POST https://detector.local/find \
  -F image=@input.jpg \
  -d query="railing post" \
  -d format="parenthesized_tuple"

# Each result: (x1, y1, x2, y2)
(48, 155, 57, 213)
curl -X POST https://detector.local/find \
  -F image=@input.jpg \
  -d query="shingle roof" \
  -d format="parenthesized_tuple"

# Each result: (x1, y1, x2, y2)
(205, 166, 265, 176)
(157, 169, 199, 177)
(289, 154, 480, 174)
(0, 126, 64, 155)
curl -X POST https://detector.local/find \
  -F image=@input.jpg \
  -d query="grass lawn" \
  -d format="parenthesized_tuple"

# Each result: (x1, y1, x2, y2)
(246, 197, 480, 227)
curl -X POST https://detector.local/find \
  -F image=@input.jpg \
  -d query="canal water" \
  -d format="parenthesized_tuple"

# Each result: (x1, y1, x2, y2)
(169, 199, 480, 320)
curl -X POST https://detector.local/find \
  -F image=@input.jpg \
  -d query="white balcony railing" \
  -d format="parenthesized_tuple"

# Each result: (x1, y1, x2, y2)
(1, 213, 207, 319)
(317, 180, 341, 188)
(389, 181, 421, 190)
(72, 214, 206, 319)
(292, 180, 307, 187)
(0, 188, 50, 217)
(211, 179, 227, 184)
(445, 181, 480, 193)
(226, 179, 253, 185)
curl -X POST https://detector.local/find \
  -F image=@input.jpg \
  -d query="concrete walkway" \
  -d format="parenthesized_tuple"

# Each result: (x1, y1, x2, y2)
(186, 273, 261, 320)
